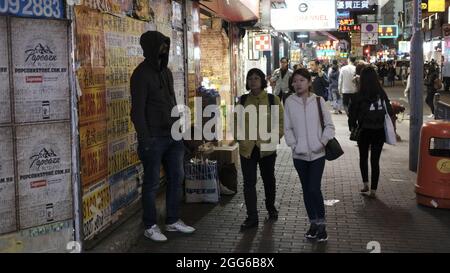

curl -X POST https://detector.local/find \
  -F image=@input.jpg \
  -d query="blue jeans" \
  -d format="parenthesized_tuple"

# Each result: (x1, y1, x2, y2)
(138, 136, 184, 228)
(293, 157, 326, 223)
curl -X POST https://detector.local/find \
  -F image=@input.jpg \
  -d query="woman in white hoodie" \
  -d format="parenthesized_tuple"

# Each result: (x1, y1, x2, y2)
(284, 68, 336, 242)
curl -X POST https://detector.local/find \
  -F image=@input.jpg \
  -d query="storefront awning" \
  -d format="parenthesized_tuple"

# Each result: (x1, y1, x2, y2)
(199, 0, 259, 22)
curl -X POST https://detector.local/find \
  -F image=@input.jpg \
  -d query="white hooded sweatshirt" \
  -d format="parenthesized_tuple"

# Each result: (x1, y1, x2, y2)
(284, 93, 336, 161)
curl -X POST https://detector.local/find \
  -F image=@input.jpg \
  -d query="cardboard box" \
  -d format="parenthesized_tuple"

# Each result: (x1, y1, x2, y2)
(210, 143, 239, 167)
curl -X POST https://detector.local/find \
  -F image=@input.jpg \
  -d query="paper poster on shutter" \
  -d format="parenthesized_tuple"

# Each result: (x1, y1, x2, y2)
(11, 18, 69, 123)
(77, 67, 107, 125)
(79, 120, 108, 151)
(80, 141, 108, 187)
(82, 179, 111, 240)
(75, 6, 105, 67)
(108, 136, 134, 176)
(107, 86, 131, 141)
(109, 165, 139, 215)
(134, 0, 154, 21)
(16, 122, 72, 229)
(0, 126, 16, 234)
(0, 17, 11, 124)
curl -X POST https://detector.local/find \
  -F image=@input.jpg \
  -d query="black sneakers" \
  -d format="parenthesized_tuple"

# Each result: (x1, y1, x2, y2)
(317, 224, 328, 242)
(305, 223, 328, 242)
(240, 218, 258, 231)
(304, 223, 318, 239)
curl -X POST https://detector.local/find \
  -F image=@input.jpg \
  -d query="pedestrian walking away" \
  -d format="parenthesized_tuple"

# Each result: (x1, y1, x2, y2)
(348, 66, 394, 199)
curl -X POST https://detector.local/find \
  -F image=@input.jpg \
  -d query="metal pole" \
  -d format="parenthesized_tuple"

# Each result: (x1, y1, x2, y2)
(409, 0, 424, 172)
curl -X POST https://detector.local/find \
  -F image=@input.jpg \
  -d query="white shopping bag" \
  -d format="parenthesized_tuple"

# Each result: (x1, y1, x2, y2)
(185, 159, 220, 203)
(383, 101, 397, 145)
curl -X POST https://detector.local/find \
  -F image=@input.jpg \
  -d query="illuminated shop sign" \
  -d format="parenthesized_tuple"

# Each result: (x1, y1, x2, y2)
(378, 25, 398, 39)
(271, 0, 337, 31)
(336, 0, 370, 11)
(339, 19, 355, 26)
(337, 10, 350, 19)
(339, 25, 361, 32)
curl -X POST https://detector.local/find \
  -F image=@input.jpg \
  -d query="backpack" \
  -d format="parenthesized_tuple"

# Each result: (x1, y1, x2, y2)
(361, 98, 386, 130)
(239, 93, 276, 107)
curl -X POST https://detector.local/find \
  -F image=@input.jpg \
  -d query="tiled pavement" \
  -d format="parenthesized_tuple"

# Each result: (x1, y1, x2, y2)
(123, 87, 450, 253)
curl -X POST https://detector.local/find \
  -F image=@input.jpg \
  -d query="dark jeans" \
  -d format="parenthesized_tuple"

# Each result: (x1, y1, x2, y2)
(138, 136, 184, 228)
(293, 157, 326, 222)
(357, 129, 384, 190)
(240, 146, 277, 221)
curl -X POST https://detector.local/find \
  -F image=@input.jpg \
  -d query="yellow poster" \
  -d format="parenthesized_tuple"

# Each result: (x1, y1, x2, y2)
(80, 143, 108, 187)
(82, 179, 111, 240)
(75, 6, 105, 67)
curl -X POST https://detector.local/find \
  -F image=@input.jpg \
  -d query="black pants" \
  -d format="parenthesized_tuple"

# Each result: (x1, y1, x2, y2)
(444, 77, 450, 92)
(425, 90, 436, 114)
(342, 93, 356, 115)
(357, 129, 384, 190)
(278, 92, 292, 104)
(240, 146, 277, 221)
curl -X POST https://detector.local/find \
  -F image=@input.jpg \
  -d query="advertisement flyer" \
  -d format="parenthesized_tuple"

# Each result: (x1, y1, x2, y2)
(79, 120, 108, 151)
(16, 122, 72, 229)
(80, 142, 108, 187)
(0, 17, 11, 124)
(0, 126, 16, 234)
(82, 179, 111, 240)
(107, 86, 131, 140)
(108, 165, 139, 215)
(11, 18, 69, 123)
(75, 6, 105, 68)
(77, 66, 107, 125)
(108, 136, 134, 176)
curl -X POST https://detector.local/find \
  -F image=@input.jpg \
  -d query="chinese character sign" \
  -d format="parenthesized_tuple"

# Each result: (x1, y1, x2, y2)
(337, 0, 370, 11)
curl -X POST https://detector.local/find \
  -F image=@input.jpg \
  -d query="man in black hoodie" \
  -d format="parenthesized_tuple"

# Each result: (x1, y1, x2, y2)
(130, 31, 195, 242)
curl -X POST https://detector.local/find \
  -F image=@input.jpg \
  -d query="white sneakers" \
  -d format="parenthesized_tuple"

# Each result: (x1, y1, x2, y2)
(144, 225, 168, 242)
(166, 220, 196, 233)
(144, 220, 195, 242)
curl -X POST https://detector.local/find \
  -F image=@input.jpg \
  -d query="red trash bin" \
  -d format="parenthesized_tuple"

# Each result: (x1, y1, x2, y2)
(415, 120, 450, 208)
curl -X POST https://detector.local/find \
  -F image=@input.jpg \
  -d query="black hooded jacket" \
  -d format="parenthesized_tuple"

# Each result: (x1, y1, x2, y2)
(130, 31, 177, 141)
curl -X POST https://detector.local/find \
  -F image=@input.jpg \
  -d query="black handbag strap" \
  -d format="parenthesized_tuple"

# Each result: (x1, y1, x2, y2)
(316, 97, 325, 131)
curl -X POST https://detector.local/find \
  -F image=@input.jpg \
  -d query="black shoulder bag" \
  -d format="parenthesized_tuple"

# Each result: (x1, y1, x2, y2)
(316, 97, 344, 161)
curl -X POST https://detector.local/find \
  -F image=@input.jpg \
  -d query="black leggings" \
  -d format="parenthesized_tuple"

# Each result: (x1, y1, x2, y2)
(357, 129, 385, 190)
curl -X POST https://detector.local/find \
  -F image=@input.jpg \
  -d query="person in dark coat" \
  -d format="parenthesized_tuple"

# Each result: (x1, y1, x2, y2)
(130, 31, 195, 242)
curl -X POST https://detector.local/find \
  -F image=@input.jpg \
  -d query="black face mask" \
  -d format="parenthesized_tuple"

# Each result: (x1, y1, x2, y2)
(159, 52, 169, 70)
